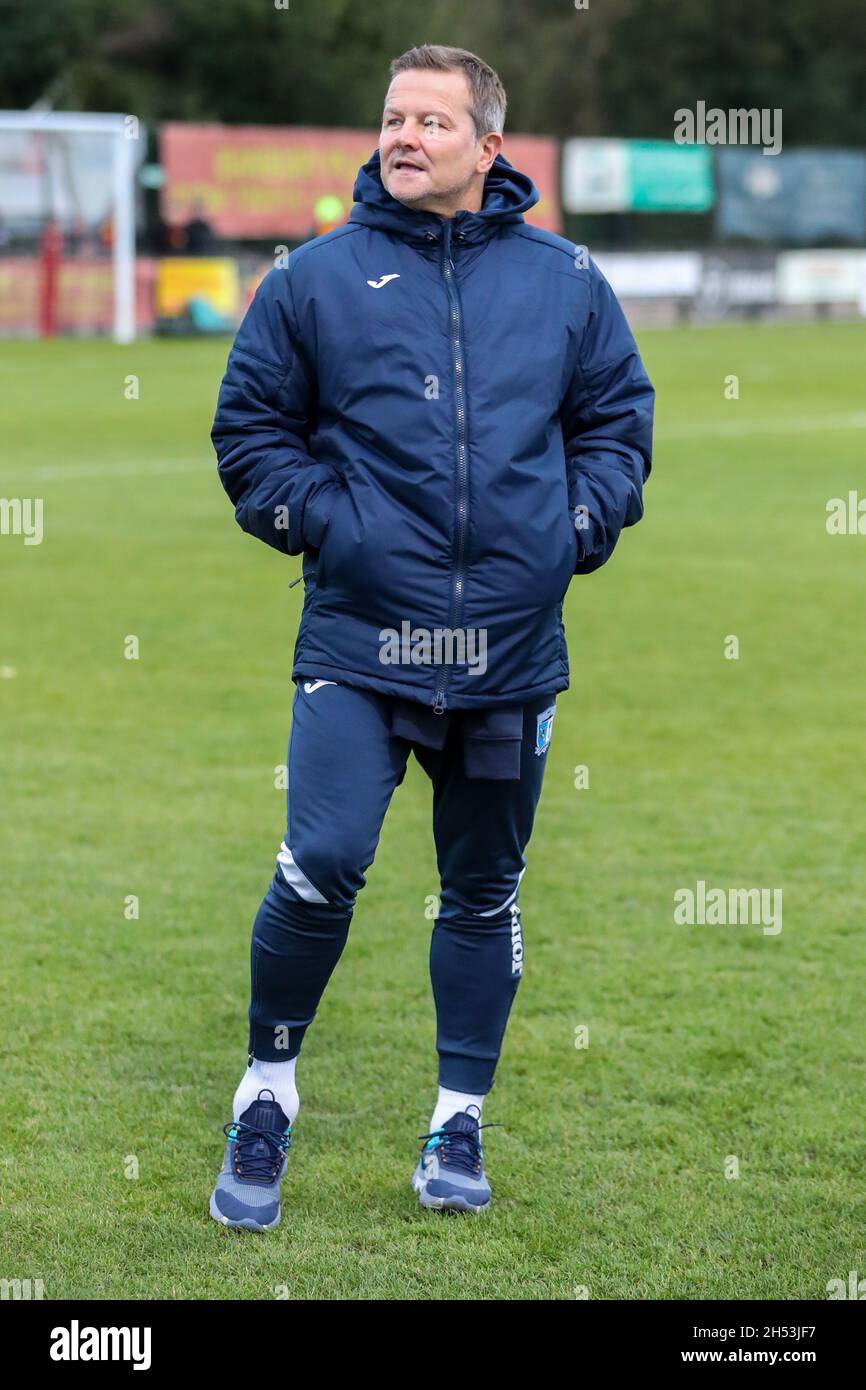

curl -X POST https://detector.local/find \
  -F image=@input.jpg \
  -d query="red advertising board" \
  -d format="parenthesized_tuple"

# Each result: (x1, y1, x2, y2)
(160, 123, 561, 238)
(0, 257, 156, 335)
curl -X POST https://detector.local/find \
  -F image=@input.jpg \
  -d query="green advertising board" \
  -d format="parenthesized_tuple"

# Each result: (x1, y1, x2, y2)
(627, 141, 714, 211)
(562, 139, 714, 213)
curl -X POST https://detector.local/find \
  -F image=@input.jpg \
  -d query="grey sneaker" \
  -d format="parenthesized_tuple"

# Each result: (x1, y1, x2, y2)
(411, 1105, 496, 1212)
(209, 1089, 292, 1231)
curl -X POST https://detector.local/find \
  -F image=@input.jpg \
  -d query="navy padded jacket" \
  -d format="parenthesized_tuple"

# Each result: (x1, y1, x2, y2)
(212, 149, 654, 710)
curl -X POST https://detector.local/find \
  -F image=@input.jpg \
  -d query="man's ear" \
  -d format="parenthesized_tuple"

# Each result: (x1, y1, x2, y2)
(475, 131, 503, 175)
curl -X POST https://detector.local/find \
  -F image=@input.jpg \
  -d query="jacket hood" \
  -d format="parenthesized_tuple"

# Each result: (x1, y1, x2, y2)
(349, 147, 539, 246)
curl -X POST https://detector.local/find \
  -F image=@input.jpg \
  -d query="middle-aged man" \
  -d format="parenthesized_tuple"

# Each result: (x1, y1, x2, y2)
(209, 44, 653, 1228)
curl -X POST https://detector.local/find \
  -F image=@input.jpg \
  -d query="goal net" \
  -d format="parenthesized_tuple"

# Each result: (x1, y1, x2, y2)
(0, 111, 140, 342)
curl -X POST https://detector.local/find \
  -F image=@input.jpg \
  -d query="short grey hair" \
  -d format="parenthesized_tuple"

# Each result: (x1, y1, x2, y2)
(389, 44, 507, 138)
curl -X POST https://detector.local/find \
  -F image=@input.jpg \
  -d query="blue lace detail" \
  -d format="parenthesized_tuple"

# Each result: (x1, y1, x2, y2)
(416, 1119, 500, 1176)
(224, 1118, 292, 1182)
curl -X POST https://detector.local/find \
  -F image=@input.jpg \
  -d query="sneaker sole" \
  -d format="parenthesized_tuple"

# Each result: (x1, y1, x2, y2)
(209, 1190, 281, 1232)
(411, 1169, 490, 1213)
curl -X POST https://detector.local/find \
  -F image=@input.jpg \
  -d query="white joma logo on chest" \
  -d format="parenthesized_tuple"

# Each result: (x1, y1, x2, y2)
(367, 273, 400, 289)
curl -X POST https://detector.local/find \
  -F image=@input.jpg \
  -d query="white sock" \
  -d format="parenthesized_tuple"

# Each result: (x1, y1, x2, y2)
(429, 1086, 485, 1133)
(233, 1057, 299, 1125)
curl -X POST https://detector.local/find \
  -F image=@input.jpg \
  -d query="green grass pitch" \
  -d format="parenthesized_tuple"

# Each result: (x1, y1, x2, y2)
(1, 321, 864, 1299)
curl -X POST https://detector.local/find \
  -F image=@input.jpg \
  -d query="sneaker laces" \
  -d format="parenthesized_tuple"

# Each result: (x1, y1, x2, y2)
(223, 1117, 291, 1182)
(416, 1118, 501, 1177)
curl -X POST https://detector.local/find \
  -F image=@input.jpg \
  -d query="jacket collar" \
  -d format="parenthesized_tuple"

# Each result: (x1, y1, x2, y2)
(349, 147, 539, 248)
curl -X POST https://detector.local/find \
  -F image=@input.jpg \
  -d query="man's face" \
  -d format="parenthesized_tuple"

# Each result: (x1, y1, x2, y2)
(379, 68, 499, 216)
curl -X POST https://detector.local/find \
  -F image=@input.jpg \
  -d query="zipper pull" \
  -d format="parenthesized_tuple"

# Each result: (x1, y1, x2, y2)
(432, 693, 447, 714)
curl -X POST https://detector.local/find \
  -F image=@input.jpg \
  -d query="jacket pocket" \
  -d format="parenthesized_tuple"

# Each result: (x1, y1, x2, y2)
(548, 507, 579, 603)
(314, 486, 348, 592)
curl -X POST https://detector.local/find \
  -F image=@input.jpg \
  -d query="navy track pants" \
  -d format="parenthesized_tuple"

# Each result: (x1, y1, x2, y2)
(247, 678, 555, 1094)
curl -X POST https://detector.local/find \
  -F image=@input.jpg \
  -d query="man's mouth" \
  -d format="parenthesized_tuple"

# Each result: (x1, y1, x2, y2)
(392, 158, 425, 174)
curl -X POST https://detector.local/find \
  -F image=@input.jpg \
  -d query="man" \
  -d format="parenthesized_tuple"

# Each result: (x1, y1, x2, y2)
(209, 44, 653, 1228)
(184, 199, 216, 255)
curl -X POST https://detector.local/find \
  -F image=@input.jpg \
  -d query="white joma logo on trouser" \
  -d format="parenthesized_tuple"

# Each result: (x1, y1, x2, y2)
(510, 904, 523, 976)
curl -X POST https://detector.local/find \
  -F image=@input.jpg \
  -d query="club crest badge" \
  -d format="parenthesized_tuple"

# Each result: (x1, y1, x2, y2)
(534, 705, 556, 757)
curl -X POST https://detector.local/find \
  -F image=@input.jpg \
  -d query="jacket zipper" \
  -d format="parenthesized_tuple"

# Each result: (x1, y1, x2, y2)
(432, 220, 469, 714)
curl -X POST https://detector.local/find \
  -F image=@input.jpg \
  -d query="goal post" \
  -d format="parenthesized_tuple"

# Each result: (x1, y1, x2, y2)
(0, 110, 138, 343)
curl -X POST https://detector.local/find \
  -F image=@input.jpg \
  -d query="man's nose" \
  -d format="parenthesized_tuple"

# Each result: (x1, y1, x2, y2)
(396, 123, 422, 147)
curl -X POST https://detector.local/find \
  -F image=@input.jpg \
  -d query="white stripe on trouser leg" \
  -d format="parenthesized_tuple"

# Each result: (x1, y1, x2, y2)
(473, 866, 526, 918)
(510, 903, 524, 976)
(276, 841, 329, 904)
